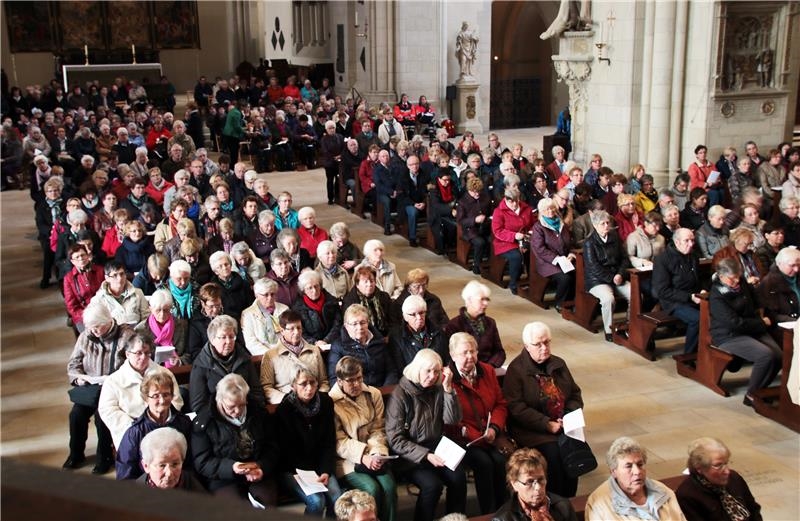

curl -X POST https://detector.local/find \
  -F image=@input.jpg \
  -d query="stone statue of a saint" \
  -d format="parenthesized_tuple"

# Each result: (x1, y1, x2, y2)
(456, 22, 479, 79)
(540, 0, 592, 40)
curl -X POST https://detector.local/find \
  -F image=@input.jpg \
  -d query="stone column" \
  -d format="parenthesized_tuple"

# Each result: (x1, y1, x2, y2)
(646, 0, 677, 180)
(552, 31, 594, 163)
(363, 0, 397, 103)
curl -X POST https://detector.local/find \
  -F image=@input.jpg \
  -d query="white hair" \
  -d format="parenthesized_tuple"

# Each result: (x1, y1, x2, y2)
(169, 259, 192, 277)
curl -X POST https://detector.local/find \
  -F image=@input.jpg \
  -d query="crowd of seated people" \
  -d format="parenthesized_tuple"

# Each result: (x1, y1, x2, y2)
(5, 72, 790, 520)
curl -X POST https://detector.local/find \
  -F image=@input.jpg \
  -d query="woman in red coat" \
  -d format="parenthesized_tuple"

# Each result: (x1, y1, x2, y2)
(491, 188, 534, 295)
(448, 332, 510, 514)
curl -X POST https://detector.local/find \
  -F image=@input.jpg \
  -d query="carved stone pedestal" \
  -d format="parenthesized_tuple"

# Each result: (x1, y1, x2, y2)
(454, 78, 483, 135)
(552, 31, 594, 163)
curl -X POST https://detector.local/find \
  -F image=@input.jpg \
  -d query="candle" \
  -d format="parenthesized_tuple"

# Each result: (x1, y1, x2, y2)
(355, 10, 358, 27)
(132, 44, 135, 55)
(84, 44, 88, 55)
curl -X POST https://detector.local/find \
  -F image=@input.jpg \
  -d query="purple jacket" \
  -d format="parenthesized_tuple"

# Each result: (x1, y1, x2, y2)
(531, 219, 572, 278)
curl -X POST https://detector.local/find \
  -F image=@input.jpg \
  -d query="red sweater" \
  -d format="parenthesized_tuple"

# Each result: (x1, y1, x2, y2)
(491, 199, 535, 256)
(449, 361, 509, 447)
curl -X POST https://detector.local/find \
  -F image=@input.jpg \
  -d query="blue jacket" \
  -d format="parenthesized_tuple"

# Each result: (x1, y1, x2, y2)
(373, 162, 397, 197)
(328, 325, 397, 387)
(115, 405, 193, 480)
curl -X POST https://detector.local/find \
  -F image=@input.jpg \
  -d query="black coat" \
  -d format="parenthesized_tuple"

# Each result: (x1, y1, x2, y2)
(212, 274, 254, 322)
(709, 278, 767, 345)
(274, 393, 337, 477)
(291, 290, 343, 344)
(328, 326, 397, 387)
(397, 170, 430, 208)
(192, 401, 278, 492)
(652, 242, 702, 312)
(115, 237, 155, 275)
(758, 265, 800, 324)
(680, 205, 707, 230)
(582, 230, 631, 289)
(341, 287, 394, 337)
(676, 471, 762, 521)
(189, 342, 265, 415)
(388, 321, 448, 371)
(456, 191, 492, 242)
(492, 492, 577, 521)
(391, 289, 449, 330)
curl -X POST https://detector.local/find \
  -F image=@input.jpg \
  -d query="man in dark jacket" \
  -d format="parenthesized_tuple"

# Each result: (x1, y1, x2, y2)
(758, 246, 800, 330)
(651, 228, 704, 353)
(397, 155, 429, 247)
(373, 149, 397, 235)
(388, 295, 447, 370)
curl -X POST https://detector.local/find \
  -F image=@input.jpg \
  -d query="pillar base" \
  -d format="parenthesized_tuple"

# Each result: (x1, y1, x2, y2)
(454, 79, 482, 135)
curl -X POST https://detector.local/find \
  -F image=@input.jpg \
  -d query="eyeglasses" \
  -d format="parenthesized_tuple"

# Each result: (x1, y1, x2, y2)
(147, 392, 174, 400)
(527, 340, 551, 349)
(516, 478, 546, 489)
(347, 320, 369, 327)
(709, 461, 731, 471)
(106, 271, 126, 279)
(343, 375, 364, 385)
(127, 350, 151, 358)
(405, 311, 426, 317)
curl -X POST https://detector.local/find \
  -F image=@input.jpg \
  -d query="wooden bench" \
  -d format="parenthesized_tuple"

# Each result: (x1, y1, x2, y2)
(455, 222, 471, 269)
(612, 269, 681, 360)
(372, 199, 407, 237)
(673, 296, 735, 396)
(487, 253, 509, 288)
(561, 250, 600, 333)
(525, 249, 553, 309)
(752, 326, 800, 432)
(469, 475, 686, 521)
(351, 168, 366, 218)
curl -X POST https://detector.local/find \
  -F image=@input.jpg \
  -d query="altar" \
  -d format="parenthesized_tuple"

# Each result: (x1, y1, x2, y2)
(61, 63, 163, 91)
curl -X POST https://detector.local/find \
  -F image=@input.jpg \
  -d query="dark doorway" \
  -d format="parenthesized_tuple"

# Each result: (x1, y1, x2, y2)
(490, 1, 558, 129)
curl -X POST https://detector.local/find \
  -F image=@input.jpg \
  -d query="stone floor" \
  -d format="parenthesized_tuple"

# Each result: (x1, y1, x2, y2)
(1, 127, 798, 519)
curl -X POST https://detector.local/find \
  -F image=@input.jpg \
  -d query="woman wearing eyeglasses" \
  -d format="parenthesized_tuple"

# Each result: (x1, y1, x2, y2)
(328, 304, 397, 388)
(676, 437, 762, 521)
(493, 447, 577, 521)
(503, 322, 584, 499)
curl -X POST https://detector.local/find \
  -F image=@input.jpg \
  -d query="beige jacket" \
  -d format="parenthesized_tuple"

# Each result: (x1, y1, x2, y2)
(359, 259, 403, 299)
(315, 264, 353, 300)
(585, 477, 687, 521)
(98, 360, 183, 448)
(329, 382, 389, 477)
(625, 227, 665, 268)
(90, 282, 150, 326)
(67, 323, 136, 384)
(240, 301, 289, 355)
(260, 340, 330, 404)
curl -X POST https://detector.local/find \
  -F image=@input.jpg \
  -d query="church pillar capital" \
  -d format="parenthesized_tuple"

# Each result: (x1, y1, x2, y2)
(551, 31, 594, 163)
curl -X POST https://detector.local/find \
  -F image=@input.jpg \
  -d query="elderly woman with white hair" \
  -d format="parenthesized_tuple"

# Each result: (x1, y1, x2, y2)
(250, 209, 279, 263)
(359, 239, 403, 299)
(64, 304, 137, 472)
(676, 437, 762, 521)
(136, 428, 205, 491)
(144, 166, 173, 208)
(335, 489, 379, 521)
(391, 268, 449, 329)
(130, 146, 150, 177)
(293, 269, 343, 346)
(165, 259, 198, 320)
(585, 437, 686, 520)
(134, 288, 189, 366)
(504, 321, 583, 498)
(241, 278, 288, 355)
(193, 373, 279, 504)
(316, 240, 353, 299)
(389, 294, 448, 370)
(444, 280, 506, 367)
(209, 250, 254, 321)
(230, 240, 266, 282)
(298, 206, 330, 259)
(695, 205, 730, 258)
(386, 349, 465, 521)
(98, 334, 184, 453)
(329, 222, 362, 272)
(189, 314, 266, 415)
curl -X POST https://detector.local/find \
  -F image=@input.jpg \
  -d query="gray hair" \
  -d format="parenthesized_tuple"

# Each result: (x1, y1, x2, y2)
(334, 489, 377, 521)
(215, 373, 249, 405)
(537, 197, 557, 214)
(775, 246, 800, 267)
(298, 206, 316, 220)
(253, 277, 278, 295)
(590, 210, 612, 226)
(522, 321, 551, 344)
(140, 427, 188, 464)
(402, 348, 443, 384)
(297, 269, 322, 292)
(687, 437, 730, 471)
(258, 209, 276, 225)
(606, 436, 648, 470)
(448, 331, 477, 354)
(401, 294, 427, 315)
(329, 222, 350, 239)
(316, 240, 336, 258)
(362, 239, 384, 257)
(149, 289, 174, 310)
(135, 146, 148, 157)
(203, 195, 219, 209)
(169, 259, 192, 277)
(461, 280, 490, 302)
(716, 257, 742, 278)
(209, 251, 232, 272)
(82, 304, 113, 329)
(67, 209, 89, 225)
(207, 314, 238, 340)
(780, 195, 800, 212)
(270, 248, 290, 265)
(551, 145, 565, 155)
(230, 241, 250, 257)
(707, 205, 727, 220)
(81, 154, 95, 165)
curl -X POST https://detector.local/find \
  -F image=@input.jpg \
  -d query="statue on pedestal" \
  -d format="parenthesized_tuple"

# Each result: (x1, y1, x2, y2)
(540, 0, 592, 40)
(456, 22, 479, 80)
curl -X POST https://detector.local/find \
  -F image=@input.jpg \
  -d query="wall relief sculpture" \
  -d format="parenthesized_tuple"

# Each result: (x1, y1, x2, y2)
(718, 4, 782, 92)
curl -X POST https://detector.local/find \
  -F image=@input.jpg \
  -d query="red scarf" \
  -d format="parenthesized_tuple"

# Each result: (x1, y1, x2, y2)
(437, 178, 454, 203)
(168, 214, 180, 237)
(303, 293, 325, 315)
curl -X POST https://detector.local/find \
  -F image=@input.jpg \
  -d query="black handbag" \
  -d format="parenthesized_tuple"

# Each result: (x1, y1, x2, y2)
(557, 432, 598, 478)
(68, 384, 102, 407)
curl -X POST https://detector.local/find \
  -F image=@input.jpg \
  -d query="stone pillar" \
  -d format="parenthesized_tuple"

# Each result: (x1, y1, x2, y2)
(646, 0, 677, 180)
(454, 79, 482, 134)
(363, 0, 397, 103)
(552, 31, 594, 163)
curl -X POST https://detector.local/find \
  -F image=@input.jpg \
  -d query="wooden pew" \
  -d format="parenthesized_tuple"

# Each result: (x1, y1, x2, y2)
(455, 222, 471, 269)
(673, 296, 734, 396)
(469, 475, 686, 521)
(612, 268, 681, 360)
(525, 249, 553, 309)
(351, 170, 366, 218)
(752, 326, 800, 432)
(561, 250, 600, 333)
(487, 254, 509, 288)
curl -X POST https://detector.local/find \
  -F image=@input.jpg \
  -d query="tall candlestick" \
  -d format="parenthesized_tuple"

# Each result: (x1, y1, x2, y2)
(355, 10, 359, 27)
(84, 44, 88, 65)
(131, 44, 137, 64)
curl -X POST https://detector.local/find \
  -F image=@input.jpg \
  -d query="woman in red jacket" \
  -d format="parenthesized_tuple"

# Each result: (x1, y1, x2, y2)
(448, 332, 510, 515)
(688, 144, 724, 206)
(491, 188, 535, 295)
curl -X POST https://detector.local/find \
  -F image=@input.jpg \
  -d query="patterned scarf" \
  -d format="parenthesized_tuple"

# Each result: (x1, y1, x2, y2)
(284, 390, 321, 419)
(534, 368, 565, 420)
(358, 291, 385, 333)
(462, 308, 486, 336)
(46, 198, 62, 224)
(693, 473, 750, 521)
(220, 200, 234, 213)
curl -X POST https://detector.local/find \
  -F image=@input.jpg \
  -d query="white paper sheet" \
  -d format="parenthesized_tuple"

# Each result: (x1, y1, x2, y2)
(706, 170, 721, 185)
(466, 412, 492, 447)
(778, 321, 797, 330)
(434, 436, 466, 471)
(563, 408, 586, 442)
(294, 469, 328, 495)
(154, 345, 176, 365)
(247, 492, 266, 509)
(556, 256, 575, 273)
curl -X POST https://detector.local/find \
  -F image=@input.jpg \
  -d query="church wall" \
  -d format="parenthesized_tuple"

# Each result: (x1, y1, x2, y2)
(394, 1, 445, 115)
